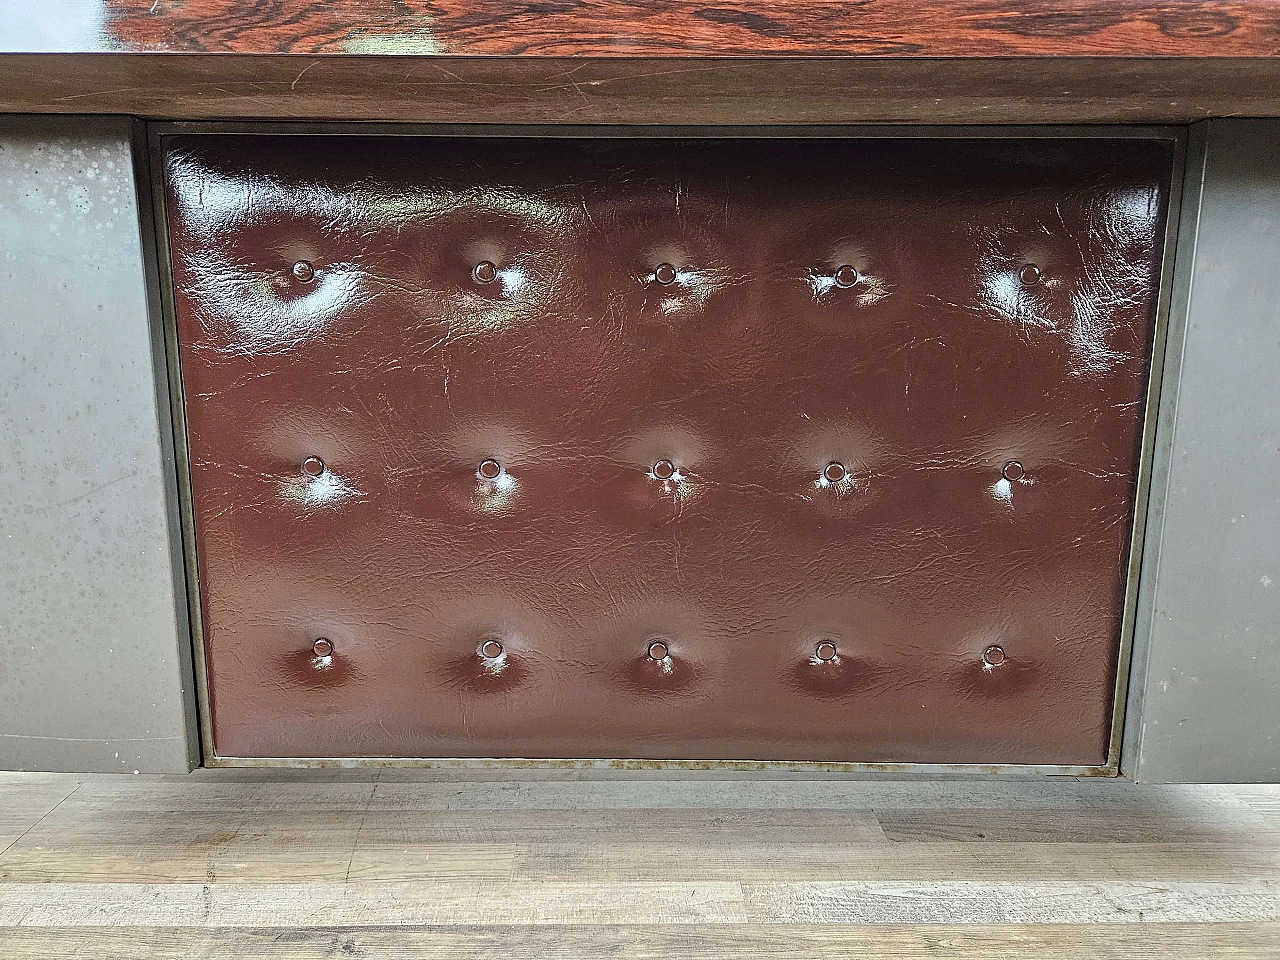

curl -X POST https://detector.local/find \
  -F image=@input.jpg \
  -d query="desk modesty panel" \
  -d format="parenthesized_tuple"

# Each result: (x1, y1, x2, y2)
(157, 133, 1173, 767)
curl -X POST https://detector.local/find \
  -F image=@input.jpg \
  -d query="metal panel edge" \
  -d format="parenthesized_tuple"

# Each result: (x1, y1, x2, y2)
(144, 121, 215, 768)
(129, 118, 202, 772)
(1116, 120, 1203, 783)
(1119, 121, 1209, 780)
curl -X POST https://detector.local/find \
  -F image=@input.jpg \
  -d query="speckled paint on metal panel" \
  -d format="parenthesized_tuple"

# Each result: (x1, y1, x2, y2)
(0, 116, 195, 773)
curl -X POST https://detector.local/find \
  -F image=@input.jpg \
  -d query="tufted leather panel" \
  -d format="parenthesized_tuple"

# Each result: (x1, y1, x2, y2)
(163, 135, 1172, 765)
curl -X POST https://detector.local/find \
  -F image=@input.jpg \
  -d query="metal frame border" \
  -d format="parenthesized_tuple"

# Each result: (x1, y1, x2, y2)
(1119, 121, 1209, 779)
(145, 121, 1187, 776)
(130, 118, 202, 770)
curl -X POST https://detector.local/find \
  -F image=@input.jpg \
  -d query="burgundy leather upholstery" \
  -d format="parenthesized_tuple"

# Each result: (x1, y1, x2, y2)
(163, 135, 1172, 764)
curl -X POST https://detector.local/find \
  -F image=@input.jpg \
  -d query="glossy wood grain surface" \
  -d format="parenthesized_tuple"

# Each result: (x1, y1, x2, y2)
(4, 0, 1278, 57)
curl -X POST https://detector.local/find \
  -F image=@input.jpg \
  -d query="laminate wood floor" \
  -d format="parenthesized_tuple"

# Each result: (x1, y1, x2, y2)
(0, 770, 1277, 958)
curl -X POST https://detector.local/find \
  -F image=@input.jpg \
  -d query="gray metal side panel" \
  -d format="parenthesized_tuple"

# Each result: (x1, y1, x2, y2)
(0, 116, 196, 773)
(1132, 119, 1280, 783)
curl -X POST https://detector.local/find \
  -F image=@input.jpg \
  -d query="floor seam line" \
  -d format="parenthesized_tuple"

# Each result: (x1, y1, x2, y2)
(344, 782, 378, 884)
(0, 780, 86, 865)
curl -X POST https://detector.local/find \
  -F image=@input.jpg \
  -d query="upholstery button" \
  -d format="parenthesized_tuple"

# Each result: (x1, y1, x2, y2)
(823, 461, 847, 483)
(647, 639, 670, 661)
(651, 459, 676, 480)
(653, 263, 677, 285)
(1002, 460, 1025, 482)
(982, 644, 1007, 668)
(301, 456, 326, 478)
(312, 637, 334, 658)
(480, 639, 504, 659)
(1018, 263, 1042, 285)
(834, 264, 859, 288)
(473, 260, 497, 284)
(815, 640, 838, 662)
(291, 260, 315, 283)
(478, 459, 503, 480)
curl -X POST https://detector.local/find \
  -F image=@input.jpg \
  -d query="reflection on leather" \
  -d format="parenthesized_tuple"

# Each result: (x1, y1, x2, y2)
(165, 135, 1171, 764)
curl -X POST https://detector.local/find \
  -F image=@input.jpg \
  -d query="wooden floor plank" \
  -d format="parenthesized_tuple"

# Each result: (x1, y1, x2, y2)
(0, 774, 85, 854)
(0, 881, 751, 926)
(1, 879, 1276, 926)
(1, 773, 1279, 958)
(351, 807, 889, 842)
(10, 836, 1278, 884)
(875, 801, 1271, 843)
(509, 840, 1280, 882)
(0, 807, 376, 882)
(1229, 788, 1280, 820)
(360, 778, 1280, 812)
(60, 778, 376, 812)
(2, 778, 1276, 885)
(741, 880, 1280, 923)
(1, 923, 1277, 960)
